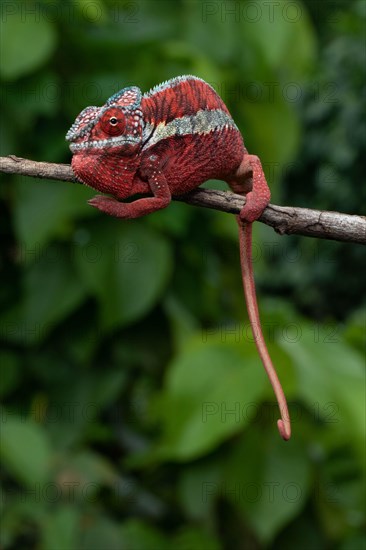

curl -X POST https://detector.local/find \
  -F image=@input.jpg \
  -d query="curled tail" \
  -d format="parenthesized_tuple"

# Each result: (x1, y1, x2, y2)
(238, 220, 291, 440)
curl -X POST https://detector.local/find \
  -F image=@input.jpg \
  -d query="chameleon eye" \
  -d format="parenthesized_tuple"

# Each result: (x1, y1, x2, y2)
(99, 108, 126, 136)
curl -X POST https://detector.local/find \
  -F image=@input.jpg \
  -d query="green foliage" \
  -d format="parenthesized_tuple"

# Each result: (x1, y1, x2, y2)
(154, 338, 267, 460)
(274, 0, 366, 319)
(0, 10, 57, 80)
(0, 1, 364, 549)
(74, 220, 172, 331)
(0, 415, 52, 486)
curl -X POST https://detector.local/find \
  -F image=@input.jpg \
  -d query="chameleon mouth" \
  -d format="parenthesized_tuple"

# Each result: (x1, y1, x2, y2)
(69, 136, 141, 153)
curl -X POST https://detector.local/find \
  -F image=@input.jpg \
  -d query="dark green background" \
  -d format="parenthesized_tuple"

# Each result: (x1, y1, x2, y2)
(0, 1, 365, 548)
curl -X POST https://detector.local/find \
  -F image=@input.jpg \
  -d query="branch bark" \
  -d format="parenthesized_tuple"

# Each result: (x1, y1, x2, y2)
(1, 155, 365, 244)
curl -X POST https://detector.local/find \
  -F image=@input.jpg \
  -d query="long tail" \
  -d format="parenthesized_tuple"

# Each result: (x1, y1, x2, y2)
(238, 220, 291, 440)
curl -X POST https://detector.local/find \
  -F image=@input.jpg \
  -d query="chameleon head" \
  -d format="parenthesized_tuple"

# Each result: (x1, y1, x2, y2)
(65, 86, 144, 194)
(66, 86, 143, 155)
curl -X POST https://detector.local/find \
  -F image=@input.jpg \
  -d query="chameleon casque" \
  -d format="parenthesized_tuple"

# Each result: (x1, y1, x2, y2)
(66, 75, 291, 440)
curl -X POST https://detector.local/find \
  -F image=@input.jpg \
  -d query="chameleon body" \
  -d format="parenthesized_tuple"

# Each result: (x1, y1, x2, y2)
(66, 75, 291, 440)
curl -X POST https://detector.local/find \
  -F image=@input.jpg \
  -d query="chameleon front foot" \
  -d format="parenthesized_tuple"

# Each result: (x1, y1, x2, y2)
(88, 195, 129, 218)
(88, 191, 171, 219)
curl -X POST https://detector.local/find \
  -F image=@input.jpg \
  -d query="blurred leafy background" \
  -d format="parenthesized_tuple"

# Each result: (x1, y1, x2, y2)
(0, 0, 365, 548)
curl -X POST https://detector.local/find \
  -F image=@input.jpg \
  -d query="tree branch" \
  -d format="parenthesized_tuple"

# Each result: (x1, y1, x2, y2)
(1, 155, 365, 244)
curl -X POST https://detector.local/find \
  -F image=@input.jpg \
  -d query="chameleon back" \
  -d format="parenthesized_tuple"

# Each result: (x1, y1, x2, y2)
(139, 76, 246, 193)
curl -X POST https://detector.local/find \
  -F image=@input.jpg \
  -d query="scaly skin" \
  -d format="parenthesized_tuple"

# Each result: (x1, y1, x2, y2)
(66, 75, 291, 440)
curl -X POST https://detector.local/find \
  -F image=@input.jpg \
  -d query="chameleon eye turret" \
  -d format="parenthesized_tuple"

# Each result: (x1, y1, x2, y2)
(99, 108, 126, 136)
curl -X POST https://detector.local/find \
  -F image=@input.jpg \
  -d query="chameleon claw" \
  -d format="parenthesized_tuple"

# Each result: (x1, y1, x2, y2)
(88, 194, 109, 204)
(87, 195, 123, 216)
(88, 195, 116, 209)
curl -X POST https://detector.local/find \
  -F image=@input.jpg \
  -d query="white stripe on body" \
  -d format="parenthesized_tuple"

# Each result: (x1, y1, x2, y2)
(142, 108, 238, 151)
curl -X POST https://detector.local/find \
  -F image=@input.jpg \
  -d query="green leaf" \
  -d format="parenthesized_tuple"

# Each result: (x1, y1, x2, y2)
(73, 0, 108, 25)
(90, 368, 128, 409)
(315, 454, 365, 541)
(0, 352, 20, 397)
(241, 94, 301, 173)
(0, 12, 57, 80)
(13, 178, 95, 253)
(281, 324, 366, 462)
(163, 294, 199, 351)
(178, 459, 222, 521)
(224, 430, 311, 542)
(0, 414, 52, 486)
(0, 245, 87, 345)
(79, 517, 122, 550)
(119, 519, 169, 550)
(153, 336, 267, 461)
(182, 1, 238, 64)
(21, 247, 86, 343)
(40, 506, 79, 550)
(60, 450, 118, 492)
(146, 201, 192, 237)
(242, 0, 316, 79)
(340, 533, 366, 550)
(342, 307, 366, 354)
(74, 219, 172, 330)
(172, 527, 220, 550)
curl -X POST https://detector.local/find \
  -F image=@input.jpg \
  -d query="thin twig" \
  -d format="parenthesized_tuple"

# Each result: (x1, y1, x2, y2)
(1, 155, 365, 244)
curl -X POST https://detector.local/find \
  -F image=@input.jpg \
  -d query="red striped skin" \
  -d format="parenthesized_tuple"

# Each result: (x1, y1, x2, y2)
(71, 127, 244, 199)
(141, 78, 231, 126)
(71, 151, 140, 198)
(136, 130, 245, 195)
(70, 77, 242, 200)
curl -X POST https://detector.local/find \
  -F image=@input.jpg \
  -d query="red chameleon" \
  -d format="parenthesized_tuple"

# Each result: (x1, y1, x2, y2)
(66, 75, 291, 440)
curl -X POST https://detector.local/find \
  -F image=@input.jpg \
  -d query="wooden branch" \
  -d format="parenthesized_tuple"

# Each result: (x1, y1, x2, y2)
(1, 155, 365, 244)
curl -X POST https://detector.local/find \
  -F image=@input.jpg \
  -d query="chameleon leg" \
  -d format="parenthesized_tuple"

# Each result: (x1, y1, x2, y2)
(229, 154, 271, 222)
(88, 169, 171, 219)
